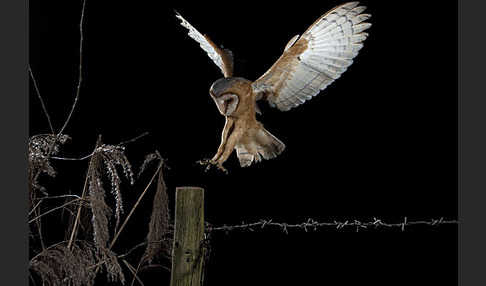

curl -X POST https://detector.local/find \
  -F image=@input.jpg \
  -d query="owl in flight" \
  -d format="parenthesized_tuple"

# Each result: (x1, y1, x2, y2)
(177, 2, 371, 172)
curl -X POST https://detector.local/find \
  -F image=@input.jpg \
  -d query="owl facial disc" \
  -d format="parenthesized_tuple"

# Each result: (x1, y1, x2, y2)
(214, 93, 239, 116)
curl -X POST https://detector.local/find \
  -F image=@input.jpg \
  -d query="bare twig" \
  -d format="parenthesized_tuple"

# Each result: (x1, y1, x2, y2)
(122, 259, 145, 286)
(58, 0, 87, 135)
(140, 263, 171, 272)
(88, 240, 165, 269)
(29, 199, 82, 224)
(67, 136, 101, 250)
(29, 273, 37, 286)
(30, 194, 78, 216)
(29, 66, 55, 134)
(50, 153, 93, 161)
(118, 241, 151, 259)
(50, 131, 150, 161)
(119, 132, 150, 146)
(34, 212, 46, 251)
(29, 194, 81, 216)
(130, 261, 144, 286)
(67, 175, 89, 250)
(85, 241, 157, 271)
(109, 161, 164, 249)
(30, 240, 71, 263)
(29, 200, 43, 216)
(39, 194, 83, 200)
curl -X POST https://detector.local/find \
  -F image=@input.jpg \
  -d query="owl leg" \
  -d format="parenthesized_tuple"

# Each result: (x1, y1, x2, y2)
(214, 131, 238, 168)
(211, 117, 234, 161)
(198, 130, 238, 173)
(197, 118, 237, 174)
(201, 133, 236, 173)
(197, 118, 234, 173)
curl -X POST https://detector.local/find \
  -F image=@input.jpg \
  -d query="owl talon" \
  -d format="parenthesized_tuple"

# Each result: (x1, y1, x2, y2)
(197, 158, 213, 166)
(196, 159, 228, 174)
(205, 163, 213, 172)
(215, 163, 228, 174)
(196, 159, 214, 172)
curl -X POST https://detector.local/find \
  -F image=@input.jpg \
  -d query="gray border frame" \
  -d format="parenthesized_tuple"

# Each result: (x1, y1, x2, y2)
(459, 1, 486, 285)
(0, 0, 28, 284)
(0, 1, 479, 285)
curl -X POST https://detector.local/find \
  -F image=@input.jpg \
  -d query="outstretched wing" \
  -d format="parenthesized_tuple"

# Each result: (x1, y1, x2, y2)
(176, 12, 234, 77)
(252, 2, 371, 111)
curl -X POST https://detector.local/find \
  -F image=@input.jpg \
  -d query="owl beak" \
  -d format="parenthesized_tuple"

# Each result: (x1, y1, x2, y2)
(219, 99, 228, 113)
(212, 95, 227, 115)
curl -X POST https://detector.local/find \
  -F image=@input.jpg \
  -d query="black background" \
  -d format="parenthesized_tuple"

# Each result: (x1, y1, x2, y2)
(30, 0, 458, 285)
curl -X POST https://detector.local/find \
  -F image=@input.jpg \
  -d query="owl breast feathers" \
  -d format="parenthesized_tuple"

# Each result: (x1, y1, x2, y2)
(177, 2, 371, 172)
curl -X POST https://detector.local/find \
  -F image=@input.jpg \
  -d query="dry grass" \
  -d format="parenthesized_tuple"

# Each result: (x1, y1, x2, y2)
(29, 1, 173, 284)
(30, 241, 98, 286)
(29, 134, 172, 285)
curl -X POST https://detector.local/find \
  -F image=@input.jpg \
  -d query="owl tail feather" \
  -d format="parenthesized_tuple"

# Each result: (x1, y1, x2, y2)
(236, 127, 286, 167)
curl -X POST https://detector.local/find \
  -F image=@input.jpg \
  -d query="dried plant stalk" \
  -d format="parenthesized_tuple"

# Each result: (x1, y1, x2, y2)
(87, 151, 111, 252)
(144, 165, 172, 263)
(29, 134, 70, 252)
(68, 136, 103, 250)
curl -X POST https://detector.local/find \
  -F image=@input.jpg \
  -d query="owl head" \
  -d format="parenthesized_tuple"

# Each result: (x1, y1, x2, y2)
(209, 77, 251, 116)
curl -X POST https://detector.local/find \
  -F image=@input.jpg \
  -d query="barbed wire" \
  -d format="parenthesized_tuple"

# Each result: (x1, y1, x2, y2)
(206, 217, 459, 234)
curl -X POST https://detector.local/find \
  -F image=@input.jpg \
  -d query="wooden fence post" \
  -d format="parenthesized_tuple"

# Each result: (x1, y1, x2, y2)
(170, 187, 205, 286)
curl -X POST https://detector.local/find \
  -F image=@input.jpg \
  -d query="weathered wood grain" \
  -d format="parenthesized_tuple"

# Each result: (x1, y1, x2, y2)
(170, 187, 205, 286)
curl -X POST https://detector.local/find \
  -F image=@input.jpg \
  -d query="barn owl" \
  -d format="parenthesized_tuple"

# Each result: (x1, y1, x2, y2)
(176, 2, 371, 172)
